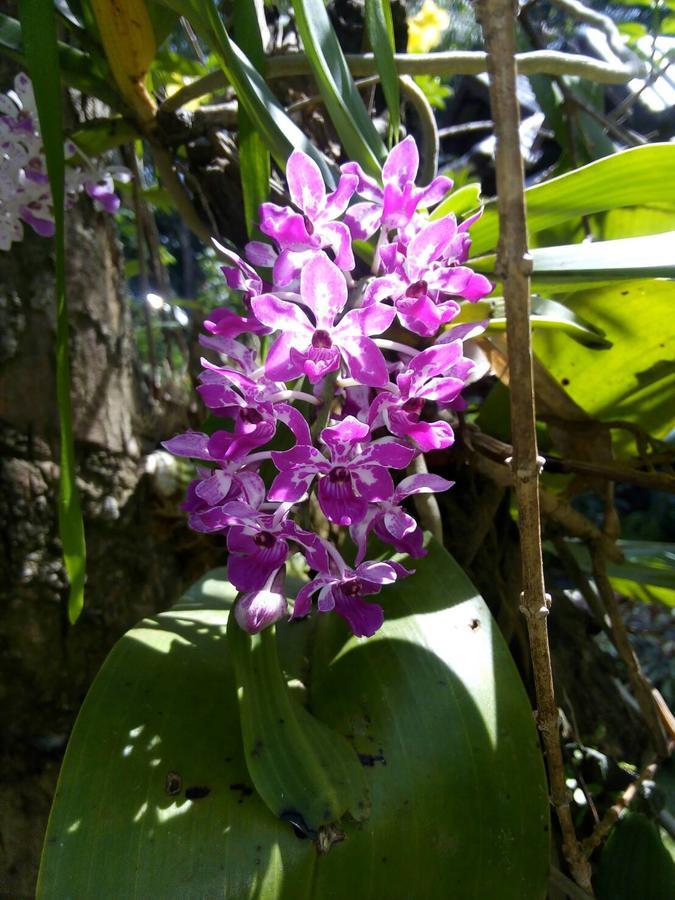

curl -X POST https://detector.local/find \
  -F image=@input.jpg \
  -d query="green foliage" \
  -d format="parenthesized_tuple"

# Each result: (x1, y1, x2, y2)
(533, 280, 675, 447)
(469, 144, 675, 256)
(38, 542, 549, 898)
(595, 812, 675, 899)
(562, 540, 675, 608)
(291, 0, 386, 173)
(364, 0, 400, 144)
(233, 0, 271, 238)
(19, 0, 86, 624)
(227, 615, 371, 835)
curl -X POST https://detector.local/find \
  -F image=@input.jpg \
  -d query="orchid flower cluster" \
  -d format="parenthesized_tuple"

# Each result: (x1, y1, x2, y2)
(0, 73, 127, 251)
(164, 137, 492, 638)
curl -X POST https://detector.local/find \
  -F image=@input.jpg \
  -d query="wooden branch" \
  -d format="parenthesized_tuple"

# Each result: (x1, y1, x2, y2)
(476, 0, 593, 890)
(160, 49, 638, 113)
(582, 759, 659, 856)
(590, 547, 669, 758)
(469, 452, 623, 563)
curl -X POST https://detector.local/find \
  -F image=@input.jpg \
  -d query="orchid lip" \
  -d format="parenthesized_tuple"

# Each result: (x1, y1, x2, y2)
(405, 280, 428, 299)
(311, 329, 333, 349)
(254, 531, 276, 549)
(329, 466, 351, 483)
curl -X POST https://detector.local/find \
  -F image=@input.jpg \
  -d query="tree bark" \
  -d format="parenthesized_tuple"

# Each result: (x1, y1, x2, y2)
(0, 203, 215, 898)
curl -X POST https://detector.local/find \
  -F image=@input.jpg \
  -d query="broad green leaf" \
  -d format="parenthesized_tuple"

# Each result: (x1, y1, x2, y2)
(292, 0, 387, 175)
(146, 0, 180, 47)
(364, 0, 400, 145)
(533, 279, 675, 445)
(561, 540, 675, 608)
(472, 231, 675, 288)
(529, 231, 675, 282)
(456, 295, 611, 348)
(233, 0, 270, 238)
(228, 616, 370, 836)
(39, 542, 549, 898)
(595, 812, 675, 899)
(20, 0, 86, 623)
(469, 144, 675, 256)
(430, 181, 481, 220)
(0, 12, 121, 108)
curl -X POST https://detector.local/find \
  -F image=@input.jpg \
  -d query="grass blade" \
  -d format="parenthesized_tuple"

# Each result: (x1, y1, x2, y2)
(233, 0, 270, 237)
(364, 0, 400, 145)
(292, 0, 386, 173)
(19, 0, 86, 623)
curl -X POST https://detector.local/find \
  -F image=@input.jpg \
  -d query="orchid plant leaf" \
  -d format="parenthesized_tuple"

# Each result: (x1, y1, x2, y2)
(292, 0, 387, 175)
(19, 0, 86, 624)
(38, 542, 549, 898)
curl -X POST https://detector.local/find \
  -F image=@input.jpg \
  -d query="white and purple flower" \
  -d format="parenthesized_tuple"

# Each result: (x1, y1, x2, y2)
(164, 137, 492, 638)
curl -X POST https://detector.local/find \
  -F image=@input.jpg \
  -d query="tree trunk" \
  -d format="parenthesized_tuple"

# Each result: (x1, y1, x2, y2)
(0, 204, 215, 898)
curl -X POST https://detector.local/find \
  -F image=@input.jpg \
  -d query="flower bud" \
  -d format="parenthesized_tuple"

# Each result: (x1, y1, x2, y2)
(234, 584, 287, 634)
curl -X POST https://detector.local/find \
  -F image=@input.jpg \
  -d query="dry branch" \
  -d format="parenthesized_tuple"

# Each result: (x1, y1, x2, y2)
(476, 0, 593, 889)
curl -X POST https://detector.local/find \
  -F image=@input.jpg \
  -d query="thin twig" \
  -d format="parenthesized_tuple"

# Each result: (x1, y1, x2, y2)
(545, 457, 675, 493)
(160, 50, 638, 114)
(582, 759, 659, 856)
(589, 546, 668, 758)
(476, 0, 593, 890)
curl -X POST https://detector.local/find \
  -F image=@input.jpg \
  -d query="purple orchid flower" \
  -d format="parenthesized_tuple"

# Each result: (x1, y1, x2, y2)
(350, 473, 453, 564)
(269, 416, 415, 526)
(197, 359, 312, 446)
(220, 500, 330, 592)
(363, 217, 493, 337)
(234, 567, 288, 634)
(258, 150, 357, 272)
(368, 341, 475, 451)
(341, 135, 453, 239)
(252, 251, 395, 386)
(292, 559, 410, 638)
(162, 431, 267, 532)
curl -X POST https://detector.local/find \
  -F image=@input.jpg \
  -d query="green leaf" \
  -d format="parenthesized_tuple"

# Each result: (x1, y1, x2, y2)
(146, 0, 180, 47)
(472, 231, 675, 289)
(20, 0, 86, 623)
(469, 144, 675, 257)
(532, 279, 675, 446)
(595, 812, 675, 900)
(529, 231, 675, 282)
(560, 540, 675, 608)
(292, 0, 387, 174)
(71, 118, 138, 156)
(227, 616, 370, 836)
(430, 181, 481, 220)
(364, 0, 400, 145)
(0, 12, 122, 109)
(39, 542, 549, 898)
(472, 295, 611, 348)
(233, 0, 270, 238)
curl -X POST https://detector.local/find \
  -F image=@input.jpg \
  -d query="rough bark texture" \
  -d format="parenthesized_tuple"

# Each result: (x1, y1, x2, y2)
(0, 205, 216, 899)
